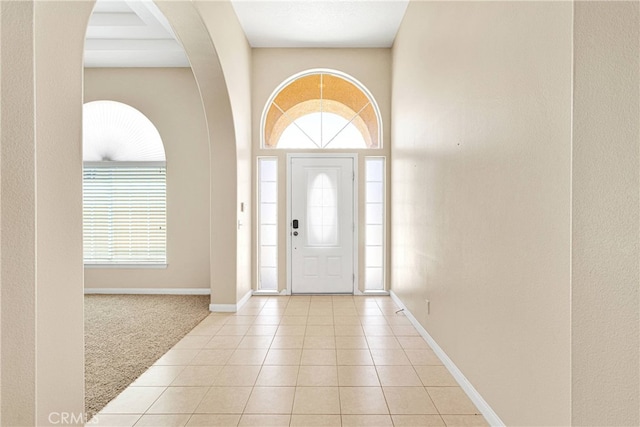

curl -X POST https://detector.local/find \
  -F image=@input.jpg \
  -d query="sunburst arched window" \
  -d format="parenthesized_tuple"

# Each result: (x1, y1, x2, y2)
(83, 100, 167, 266)
(262, 70, 382, 149)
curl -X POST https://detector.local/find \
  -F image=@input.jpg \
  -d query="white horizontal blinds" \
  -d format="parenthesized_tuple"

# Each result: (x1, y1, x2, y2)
(365, 157, 385, 290)
(258, 158, 278, 290)
(83, 162, 167, 265)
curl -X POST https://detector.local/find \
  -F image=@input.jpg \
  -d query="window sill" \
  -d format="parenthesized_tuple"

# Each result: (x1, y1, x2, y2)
(84, 264, 168, 269)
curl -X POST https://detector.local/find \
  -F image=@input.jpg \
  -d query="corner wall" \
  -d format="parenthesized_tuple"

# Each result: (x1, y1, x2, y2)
(571, 2, 640, 424)
(156, 1, 246, 307)
(83, 68, 210, 290)
(195, 0, 254, 303)
(391, 2, 572, 425)
(1, 1, 94, 424)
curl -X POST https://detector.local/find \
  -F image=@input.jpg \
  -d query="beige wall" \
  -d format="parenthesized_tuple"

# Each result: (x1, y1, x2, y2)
(156, 1, 249, 306)
(572, 2, 640, 425)
(1, 3, 37, 423)
(0, 4, 3, 423)
(252, 49, 392, 293)
(391, 2, 572, 425)
(84, 68, 210, 290)
(1, 1, 94, 424)
(196, 1, 254, 302)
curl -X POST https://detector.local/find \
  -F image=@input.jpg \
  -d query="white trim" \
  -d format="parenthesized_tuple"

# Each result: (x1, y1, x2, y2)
(389, 290, 505, 427)
(83, 161, 166, 168)
(84, 264, 167, 269)
(238, 289, 253, 309)
(209, 290, 253, 313)
(252, 290, 279, 296)
(208, 303, 237, 313)
(84, 288, 210, 295)
(363, 290, 390, 296)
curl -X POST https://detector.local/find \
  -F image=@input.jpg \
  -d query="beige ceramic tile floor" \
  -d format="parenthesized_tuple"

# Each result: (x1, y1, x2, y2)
(94, 296, 489, 427)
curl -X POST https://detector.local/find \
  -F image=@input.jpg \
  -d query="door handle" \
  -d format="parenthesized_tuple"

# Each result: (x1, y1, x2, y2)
(293, 231, 299, 236)
(292, 219, 299, 229)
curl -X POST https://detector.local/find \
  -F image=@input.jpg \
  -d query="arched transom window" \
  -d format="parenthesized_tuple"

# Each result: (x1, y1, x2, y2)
(262, 70, 382, 149)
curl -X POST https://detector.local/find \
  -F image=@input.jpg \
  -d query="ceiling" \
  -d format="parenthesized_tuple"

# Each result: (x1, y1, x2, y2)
(84, 0, 189, 68)
(231, 1, 409, 48)
(84, 0, 409, 67)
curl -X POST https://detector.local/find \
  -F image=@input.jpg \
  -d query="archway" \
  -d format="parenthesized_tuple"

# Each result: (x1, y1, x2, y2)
(0, 1, 241, 424)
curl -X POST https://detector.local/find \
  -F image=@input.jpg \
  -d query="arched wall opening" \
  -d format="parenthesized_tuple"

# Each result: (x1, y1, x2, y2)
(82, 71, 211, 287)
(0, 1, 244, 424)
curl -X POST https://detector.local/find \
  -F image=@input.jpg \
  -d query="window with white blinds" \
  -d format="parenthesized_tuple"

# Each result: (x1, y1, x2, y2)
(83, 162, 167, 266)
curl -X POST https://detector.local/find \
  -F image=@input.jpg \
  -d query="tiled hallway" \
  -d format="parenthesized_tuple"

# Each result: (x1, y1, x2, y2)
(94, 296, 489, 427)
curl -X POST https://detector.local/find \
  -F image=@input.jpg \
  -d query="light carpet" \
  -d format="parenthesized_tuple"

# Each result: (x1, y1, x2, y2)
(84, 294, 210, 416)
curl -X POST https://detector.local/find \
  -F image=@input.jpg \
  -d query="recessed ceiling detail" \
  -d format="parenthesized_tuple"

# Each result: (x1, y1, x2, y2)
(84, 0, 189, 68)
(231, 0, 409, 48)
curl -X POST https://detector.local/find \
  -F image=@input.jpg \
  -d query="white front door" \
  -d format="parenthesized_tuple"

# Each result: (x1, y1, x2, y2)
(289, 156, 355, 294)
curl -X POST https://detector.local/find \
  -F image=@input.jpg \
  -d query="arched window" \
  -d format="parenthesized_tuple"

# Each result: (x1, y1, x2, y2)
(83, 100, 167, 266)
(262, 70, 382, 149)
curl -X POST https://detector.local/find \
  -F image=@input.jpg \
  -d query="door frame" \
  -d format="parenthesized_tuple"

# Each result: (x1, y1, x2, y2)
(286, 153, 359, 295)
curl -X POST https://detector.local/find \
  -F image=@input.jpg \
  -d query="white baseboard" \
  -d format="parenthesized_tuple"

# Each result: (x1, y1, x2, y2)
(389, 290, 505, 427)
(84, 288, 210, 295)
(208, 303, 236, 312)
(209, 290, 253, 313)
(362, 290, 390, 296)
(252, 290, 280, 296)
(237, 289, 252, 310)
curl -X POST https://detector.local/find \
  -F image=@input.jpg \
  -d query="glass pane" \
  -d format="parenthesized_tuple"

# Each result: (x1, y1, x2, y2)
(274, 74, 321, 111)
(83, 101, 166, 162)
(258, 157, 278, 291)
(366, 158, 384, 182)
(260, 202, 277, 224)
(260, 158, 277, 181)
(292, 113, 321, 147)
(358, 103, 379, 148)
(260, 224, 277, 246)
(322, 74, 369, 113)
(323, 120, 367, 149)
(260, 182, 277, 203)
(365, 267, 384, 290)
(277, 120, 319, 149)
(321, 112, 366, 149)
(260, 267, 277, 290)
(366, 203, 383, 225)
(307, 170, 338, 246)
(260, 246, 277, 267)
(366, 225, 383, 246)
(366, 246, 383, 268)
(366, 182, 383, 204)
(264, 104, 289, 148)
